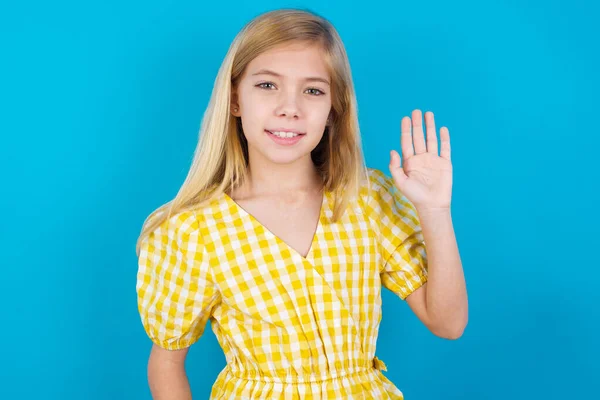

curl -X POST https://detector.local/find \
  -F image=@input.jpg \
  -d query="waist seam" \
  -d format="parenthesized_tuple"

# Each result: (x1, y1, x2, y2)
(225, 364, 380, 384)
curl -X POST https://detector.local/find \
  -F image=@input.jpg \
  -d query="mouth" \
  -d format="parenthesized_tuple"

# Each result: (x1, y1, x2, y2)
(264, 129, 306, 145)
(265, 129, 306, 138)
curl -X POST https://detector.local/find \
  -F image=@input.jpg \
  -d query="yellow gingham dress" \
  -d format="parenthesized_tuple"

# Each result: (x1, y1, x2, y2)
(137, 168, 428, 399)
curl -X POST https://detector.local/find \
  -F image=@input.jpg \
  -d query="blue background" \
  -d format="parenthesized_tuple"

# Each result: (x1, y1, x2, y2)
(2, 0, 598, 399)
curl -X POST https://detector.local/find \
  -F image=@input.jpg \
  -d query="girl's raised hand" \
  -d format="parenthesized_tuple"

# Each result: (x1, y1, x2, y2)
(389, 109, 453, 212)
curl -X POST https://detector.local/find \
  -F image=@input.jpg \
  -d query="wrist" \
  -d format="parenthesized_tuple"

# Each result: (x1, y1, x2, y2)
(415, 206, 452, 220)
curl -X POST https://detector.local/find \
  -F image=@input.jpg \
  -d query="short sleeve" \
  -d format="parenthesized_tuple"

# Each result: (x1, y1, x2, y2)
(136, 210, 221, 350)
(366, 169, 428, 300)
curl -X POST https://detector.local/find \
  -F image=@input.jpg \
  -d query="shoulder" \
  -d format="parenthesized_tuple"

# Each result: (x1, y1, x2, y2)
(143, 194, 228, 242)
(359, 167, 399, 207)
(365, 167, 392, 186)
(359, 167, 419, 222)
(140, 209, 203, 256)
(152, 209, 199, 236)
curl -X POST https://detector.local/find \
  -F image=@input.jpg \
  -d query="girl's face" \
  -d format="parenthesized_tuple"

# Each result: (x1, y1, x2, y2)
(231, 42, 332, 168)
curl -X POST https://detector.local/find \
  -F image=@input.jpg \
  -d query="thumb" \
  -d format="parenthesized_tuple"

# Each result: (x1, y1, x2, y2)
(389, 150, 408, 187)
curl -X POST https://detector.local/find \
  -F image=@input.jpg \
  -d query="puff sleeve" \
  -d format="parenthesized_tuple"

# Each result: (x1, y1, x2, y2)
(367, 169, 428, 300)
(136, 210, 221, 350)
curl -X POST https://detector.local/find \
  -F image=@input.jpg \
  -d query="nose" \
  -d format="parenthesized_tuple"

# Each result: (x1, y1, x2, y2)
(274, 90, 301, 119)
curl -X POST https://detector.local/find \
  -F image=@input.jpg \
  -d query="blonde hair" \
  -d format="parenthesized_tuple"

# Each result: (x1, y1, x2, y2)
(136, 8, 368, 255)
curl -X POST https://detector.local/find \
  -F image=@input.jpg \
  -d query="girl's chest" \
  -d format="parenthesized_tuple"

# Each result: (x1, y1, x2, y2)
(209, 205, 383, 321)
(232, 193, 324, 259)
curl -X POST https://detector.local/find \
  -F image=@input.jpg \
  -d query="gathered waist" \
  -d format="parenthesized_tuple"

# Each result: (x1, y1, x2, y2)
(222, 357, 388, 385)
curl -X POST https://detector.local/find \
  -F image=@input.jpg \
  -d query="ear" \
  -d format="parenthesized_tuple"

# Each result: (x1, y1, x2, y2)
(230, 89, 241, 117)
(231, 103, 241, 117)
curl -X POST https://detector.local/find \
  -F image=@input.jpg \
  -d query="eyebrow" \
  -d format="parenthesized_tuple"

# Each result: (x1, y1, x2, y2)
(251, 69, 330, 86)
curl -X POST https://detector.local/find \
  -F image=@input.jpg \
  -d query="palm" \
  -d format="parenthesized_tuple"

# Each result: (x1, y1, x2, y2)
(389, 109, 453, 211)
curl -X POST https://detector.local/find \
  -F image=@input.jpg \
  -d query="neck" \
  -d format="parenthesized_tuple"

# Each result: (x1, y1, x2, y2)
(243, 155, 322, 196)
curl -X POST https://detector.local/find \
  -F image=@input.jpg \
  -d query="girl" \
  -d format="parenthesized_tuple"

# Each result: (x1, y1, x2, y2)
(136, 8, 467, 400)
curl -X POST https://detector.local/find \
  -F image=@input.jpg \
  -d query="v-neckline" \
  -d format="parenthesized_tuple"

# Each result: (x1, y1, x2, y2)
(223, 190, 328, 261)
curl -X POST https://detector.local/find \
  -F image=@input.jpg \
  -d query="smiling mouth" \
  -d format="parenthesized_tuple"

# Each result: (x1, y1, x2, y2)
(265, 130, 306, 138)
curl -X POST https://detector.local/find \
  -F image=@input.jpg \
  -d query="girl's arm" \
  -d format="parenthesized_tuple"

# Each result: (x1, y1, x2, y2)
(388, 109, 468, 339)
(148, 345, 192, 400)
(405, 208, 467, 339)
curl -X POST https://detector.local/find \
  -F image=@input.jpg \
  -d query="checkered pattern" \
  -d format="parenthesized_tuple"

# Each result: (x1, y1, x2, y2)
(137, 168, 428, 399)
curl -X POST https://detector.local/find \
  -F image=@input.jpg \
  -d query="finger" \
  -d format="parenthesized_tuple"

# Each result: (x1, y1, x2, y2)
(389, 149, 402, 169)
(389, 150, 408, 186)
(425, 111, 438, 155)
(411, 109, 427, 154)
(401, 116, 414, 160)
(440, 126, 451, 161)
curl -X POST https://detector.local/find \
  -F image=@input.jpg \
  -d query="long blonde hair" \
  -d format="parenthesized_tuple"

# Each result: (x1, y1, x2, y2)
(136, 8, 368, 255)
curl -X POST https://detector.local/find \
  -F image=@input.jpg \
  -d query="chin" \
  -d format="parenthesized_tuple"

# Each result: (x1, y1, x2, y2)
(246, 144, 312, 166)
(262, 151, 309, 165)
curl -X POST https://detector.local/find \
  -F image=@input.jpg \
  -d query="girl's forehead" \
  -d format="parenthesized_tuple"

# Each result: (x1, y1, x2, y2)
(245, 44, 330, 79)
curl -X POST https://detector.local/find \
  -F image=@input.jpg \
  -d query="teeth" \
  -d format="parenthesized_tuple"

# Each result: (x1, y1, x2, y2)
(271, 131, 299, 138)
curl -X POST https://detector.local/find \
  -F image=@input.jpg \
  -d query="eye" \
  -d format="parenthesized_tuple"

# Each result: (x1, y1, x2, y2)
(306, 88, 326, 96)
(256, 82, 276, 90)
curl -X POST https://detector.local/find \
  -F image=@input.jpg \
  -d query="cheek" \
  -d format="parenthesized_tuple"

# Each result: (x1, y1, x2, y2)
(310, 103, 332, 127)
(240, 92, 273, 120)
(245, 99, 271, 118)
(238, 92, 267, 133)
